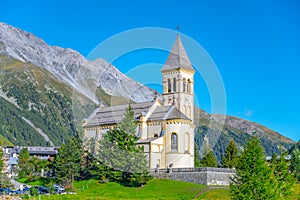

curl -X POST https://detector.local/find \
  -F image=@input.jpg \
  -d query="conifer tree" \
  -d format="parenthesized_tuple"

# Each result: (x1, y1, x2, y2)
(194, 144, 202, 167)
(118, 104, 137, 135)
(290, 148, 300, 182)
(18, 148, 31, 178)
(0, 146, 3, 175)
(201, 150, 217, 167)
(97, 105, 151, 187)
(81, 137, 110, 180)
(222, 139, 238, 168)
(200, 137, 217, 167)
(270, 150, 296, 199)
(53, 137, 82, 186)
(230, 137, 273, 200)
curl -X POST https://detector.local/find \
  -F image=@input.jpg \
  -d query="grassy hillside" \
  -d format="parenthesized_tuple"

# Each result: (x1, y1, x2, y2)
(24, 179, 206, 199)
(21, 179, 300, 200)
(0, 133, 13, 146)
(0, 97, 48, 146)
(0, 55, 95, 145)
(0, 55, 136, 146)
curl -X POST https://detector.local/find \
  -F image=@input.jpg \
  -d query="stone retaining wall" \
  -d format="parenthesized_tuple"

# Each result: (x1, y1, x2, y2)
(151, 167, 235, 186)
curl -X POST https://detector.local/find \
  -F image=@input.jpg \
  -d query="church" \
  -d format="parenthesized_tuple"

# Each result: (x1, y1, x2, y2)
(83, 34, 195, 170)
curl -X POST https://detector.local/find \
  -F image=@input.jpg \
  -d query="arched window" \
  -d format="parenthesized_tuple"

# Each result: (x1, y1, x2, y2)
(153, 133, 158, 138)
(184, 105, 187, 115)
(188, 106, 191, 119)
(173, 78, 176, 92)
(167, 79, 171, 93)
(171, 133, 177, 151)
(183, 78, 187, 92)
(156, 159, 160, 169)
(184, 133, 189, 153)
(187, 79, 191, 93)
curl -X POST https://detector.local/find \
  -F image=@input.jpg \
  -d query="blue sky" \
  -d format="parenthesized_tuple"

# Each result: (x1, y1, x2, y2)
(1, 0, 299, 141)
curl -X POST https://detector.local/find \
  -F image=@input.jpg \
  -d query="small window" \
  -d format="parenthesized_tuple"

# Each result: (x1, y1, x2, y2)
(183, 78, 187, 92)
(173, 78, 176, 92)
(187, 79, 192, 93)
(153, 134, 158, 138)
(171, 133, 177, 151)
(167, 79, 172, 93)
(184, 133, 189, 153)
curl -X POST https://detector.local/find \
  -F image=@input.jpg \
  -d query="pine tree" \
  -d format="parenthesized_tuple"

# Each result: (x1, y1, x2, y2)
(97, 105, 151, 187)
(18, 148, 31, 178)
(270, 150, 296, 199)
(81, 138, 110, 181)
(200, 137, 217, 167)
(194, 143, 202, 167)
(290, 148, 300, 182)
(230, 137, 273, 200)
(0, 146, 3, 175)
(222, 139, 238, 168)
(53, 137, 82, 186)
(201, 151, 217, 167)
(118, 104, 138, 135)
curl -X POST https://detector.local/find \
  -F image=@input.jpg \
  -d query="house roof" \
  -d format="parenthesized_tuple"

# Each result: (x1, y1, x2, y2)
(7, 157, 18, 165)
(29, 151, 57, 155)
(161, 34, 194, 72)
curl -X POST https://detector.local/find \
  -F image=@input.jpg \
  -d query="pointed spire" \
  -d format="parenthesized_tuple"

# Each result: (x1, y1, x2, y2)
(162, 33, 194, 72)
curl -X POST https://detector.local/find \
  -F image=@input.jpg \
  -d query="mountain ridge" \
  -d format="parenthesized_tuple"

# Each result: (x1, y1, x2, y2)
(0, 22, 295, 163)
(0, 22, 156, 104)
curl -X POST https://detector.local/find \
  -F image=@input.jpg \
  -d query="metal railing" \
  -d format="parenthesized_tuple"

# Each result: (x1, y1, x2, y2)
(151, 167, 235, 173)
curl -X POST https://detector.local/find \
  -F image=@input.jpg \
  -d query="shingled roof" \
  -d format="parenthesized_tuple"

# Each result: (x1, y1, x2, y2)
(84, 101, 154, 127)
(84, 101, 191, 127)
(148, 105, 191, 121)
(161, 34, 194, 72)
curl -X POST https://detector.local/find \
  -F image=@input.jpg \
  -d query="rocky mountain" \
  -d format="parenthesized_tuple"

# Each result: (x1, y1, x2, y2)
(0, 22, 155, 146)
(194, 107, 294, 164)
(0, 22, 295, 162)
(211, 114, 293, 144)
(0, 22, 155, 105)
(0, 55, 78, 145)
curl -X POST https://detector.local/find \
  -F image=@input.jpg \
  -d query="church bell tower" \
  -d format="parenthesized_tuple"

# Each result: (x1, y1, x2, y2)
(161, 34, 195, 122)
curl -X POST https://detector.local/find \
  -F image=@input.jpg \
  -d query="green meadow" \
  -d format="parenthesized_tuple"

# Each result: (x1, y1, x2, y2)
(21, 179, 299, 200)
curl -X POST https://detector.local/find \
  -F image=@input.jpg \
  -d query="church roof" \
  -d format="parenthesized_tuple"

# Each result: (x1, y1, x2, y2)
(84, 101, 154, 127)
(84, 101, 191, 127)
(148, 105, 191, 121)
(161, 34, 194, 72)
